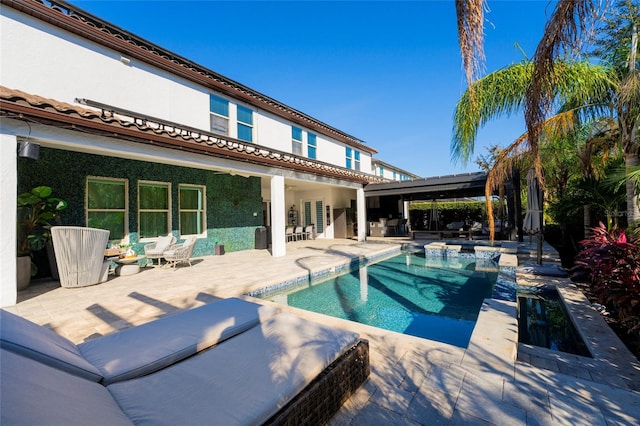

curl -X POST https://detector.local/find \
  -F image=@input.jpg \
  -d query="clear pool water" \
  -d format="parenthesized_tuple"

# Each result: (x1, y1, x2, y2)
(518, 290, 591, 357)
(257, 252, 498, 348)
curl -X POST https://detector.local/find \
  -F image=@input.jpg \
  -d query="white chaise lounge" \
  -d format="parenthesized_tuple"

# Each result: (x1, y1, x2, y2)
(0, 299, 370, 425)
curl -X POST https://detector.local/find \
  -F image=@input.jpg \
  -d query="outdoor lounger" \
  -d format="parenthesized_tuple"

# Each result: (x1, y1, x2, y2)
(0, 299, 370, 425)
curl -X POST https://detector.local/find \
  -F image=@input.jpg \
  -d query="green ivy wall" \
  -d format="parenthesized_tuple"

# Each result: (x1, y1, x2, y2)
(17, 147, 263, 256)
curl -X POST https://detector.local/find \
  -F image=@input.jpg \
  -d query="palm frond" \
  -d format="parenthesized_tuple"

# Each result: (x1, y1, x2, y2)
(525, 0, 599, 184)
(451, 59, 613, 164)
(456, 0, 486, 89)
(451, 62, 532, 163)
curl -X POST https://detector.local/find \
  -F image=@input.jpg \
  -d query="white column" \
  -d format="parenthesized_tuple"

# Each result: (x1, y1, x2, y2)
(359, 265, 368, 301)
(357, 187, 366, 242)
(403, 200, 410, 233)
(270, 175, 286, 257)
(1, 134, 18, 307)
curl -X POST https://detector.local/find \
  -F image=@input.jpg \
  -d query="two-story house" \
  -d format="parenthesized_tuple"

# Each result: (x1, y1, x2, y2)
(1, 0, 393, 306)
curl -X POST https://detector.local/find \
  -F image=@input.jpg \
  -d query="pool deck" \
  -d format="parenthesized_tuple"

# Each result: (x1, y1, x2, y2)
(5, 237, 640, 425)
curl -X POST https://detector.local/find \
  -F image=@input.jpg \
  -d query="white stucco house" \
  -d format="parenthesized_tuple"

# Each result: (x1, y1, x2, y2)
(371, 159, 421, 182)
(0, 0, 415, 306)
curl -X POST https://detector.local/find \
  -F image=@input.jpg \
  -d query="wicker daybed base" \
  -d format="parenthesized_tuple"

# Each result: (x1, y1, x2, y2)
(265, 339, 370, 425)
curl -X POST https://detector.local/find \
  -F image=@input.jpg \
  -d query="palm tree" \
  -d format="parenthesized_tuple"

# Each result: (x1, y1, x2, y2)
(451, 59, 614, 239)
(454, 0, 639, 236)
(591, 0, 640, 223)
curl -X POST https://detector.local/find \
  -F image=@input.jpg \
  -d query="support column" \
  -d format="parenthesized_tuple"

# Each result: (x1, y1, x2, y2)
(270, 175, 286, 257)
(357, 187, 366, 242)
(403, 200, 410, 234)
(1, 134, 18, 307)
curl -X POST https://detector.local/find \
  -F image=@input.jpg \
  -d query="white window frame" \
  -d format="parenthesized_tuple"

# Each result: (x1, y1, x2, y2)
(86, 176, 129, 243)
(179, 184, 206, 238)
(236, 104, 254, 142)
(210, 94, 230, 136)
(307, 132, 317, 159)
(138, 180, 172, 242)
(292, 126, 303, 155)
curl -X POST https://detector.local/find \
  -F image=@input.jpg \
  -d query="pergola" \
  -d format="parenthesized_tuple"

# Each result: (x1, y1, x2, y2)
(364, 172, 523, 240)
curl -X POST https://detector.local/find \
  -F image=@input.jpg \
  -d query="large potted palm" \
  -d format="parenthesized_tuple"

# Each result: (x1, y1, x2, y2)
(17, 186, 67, 290)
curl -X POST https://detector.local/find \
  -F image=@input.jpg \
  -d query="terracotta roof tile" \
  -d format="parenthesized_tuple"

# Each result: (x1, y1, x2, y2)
(0, 86, 384, 184)
(3, 0, 377, 155)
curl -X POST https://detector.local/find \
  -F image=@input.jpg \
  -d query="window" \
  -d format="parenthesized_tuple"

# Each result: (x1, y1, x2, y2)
(237, 105, 253, 142)
(210, 94, 229, 135)
(307, 133, 317, 159)
(393, 171, 397, 180)
(138, 181, 170, 239)
(379, 166, 384, 176)
(292, 126, 303, 155)
(87, 177, 127, 241)
(179, 185, 205, 236)
(345, 147, 360, 170)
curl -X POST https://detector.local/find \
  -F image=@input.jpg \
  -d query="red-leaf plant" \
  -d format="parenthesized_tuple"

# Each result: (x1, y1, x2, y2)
(572, 222, 640, 334)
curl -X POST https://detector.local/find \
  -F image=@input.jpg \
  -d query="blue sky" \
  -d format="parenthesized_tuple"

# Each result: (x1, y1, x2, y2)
(68, 0, 555, 177)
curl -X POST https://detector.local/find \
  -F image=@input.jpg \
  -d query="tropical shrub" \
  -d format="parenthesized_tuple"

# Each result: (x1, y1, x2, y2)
(572, 223, 640, 334)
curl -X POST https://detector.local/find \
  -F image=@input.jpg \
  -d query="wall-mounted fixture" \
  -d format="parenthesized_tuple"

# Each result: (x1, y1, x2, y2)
(120, 56, 131, 65)
(18, 141, 40, 160)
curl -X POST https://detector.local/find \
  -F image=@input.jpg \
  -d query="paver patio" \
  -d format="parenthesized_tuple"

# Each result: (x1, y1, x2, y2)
(5, 238, 640, 425)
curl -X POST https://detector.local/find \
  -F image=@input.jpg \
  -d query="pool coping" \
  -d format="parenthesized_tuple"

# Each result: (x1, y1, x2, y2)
(433, 240, 639, 391)
(244, 244, 402, 298)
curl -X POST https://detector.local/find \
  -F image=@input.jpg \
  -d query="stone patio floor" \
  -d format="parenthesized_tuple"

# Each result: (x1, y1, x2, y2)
(5, 238, 640, 425)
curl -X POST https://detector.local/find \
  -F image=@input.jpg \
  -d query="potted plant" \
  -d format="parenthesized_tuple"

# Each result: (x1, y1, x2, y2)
(17, 186, 67, 290)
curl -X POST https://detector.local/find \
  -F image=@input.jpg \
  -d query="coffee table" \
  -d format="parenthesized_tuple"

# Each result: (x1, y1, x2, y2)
(115, 256, 146, 276)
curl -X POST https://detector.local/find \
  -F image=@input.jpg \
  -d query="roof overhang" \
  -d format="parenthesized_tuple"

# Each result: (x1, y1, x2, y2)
(364, 172, 490, 200)
(0, 86, 384, 185)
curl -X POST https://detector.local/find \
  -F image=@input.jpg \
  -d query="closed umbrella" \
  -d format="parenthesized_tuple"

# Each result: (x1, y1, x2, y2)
(523, 169, 544, 264)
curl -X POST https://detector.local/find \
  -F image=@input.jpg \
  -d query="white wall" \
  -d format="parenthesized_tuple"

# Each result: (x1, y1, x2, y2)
(1, 8, 375, 174)
(0, 134, 18, 307)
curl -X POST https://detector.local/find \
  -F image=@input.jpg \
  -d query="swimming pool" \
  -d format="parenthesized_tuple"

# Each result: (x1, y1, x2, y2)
(254, 251, 499, 348)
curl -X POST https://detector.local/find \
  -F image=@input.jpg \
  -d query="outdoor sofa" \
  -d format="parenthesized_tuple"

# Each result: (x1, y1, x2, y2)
(0, 298, 370, 425)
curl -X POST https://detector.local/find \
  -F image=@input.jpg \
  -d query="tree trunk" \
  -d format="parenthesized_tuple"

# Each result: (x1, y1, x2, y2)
(583, 204, 591, 238)
(626, 153, 640, 225)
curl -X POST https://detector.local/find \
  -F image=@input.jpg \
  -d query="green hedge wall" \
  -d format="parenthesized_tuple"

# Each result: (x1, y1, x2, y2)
(17, 147, 262, 256)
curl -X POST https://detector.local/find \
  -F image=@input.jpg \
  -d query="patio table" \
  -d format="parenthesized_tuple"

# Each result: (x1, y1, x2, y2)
(115, 256, 146, 276)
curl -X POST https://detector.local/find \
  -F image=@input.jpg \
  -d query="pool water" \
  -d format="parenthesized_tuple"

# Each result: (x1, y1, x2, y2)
(257, 252, 498, 348)
(518, 290, 591, 357)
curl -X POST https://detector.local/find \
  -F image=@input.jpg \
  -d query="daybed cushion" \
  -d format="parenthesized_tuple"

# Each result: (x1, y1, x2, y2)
(0, 348, 133, 426)
(0, 309, 102, 382)
(108, 313, 360, 426)
(78, 297, 279, 384)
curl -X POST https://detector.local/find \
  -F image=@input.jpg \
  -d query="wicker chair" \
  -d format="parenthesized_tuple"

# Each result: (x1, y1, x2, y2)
(163, 237, 197, 269)
(143, 234, 176, 266)
(51, 226, 110, 288)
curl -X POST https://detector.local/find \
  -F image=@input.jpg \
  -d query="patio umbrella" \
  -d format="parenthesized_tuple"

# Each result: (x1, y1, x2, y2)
(523, 169, 544, 264)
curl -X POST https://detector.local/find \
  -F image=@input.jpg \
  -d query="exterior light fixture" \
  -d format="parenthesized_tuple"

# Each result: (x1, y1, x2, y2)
(120, 56, 131, 65)
(18, 140, 40, 160)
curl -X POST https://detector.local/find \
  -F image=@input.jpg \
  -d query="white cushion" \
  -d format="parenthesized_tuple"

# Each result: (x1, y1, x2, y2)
(78, 298, 279, 384)
(0, 349, 132, 425)
(108, 313, 359, 426)
(0, 310, 102, 382)
(155, 234, 174, 251)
